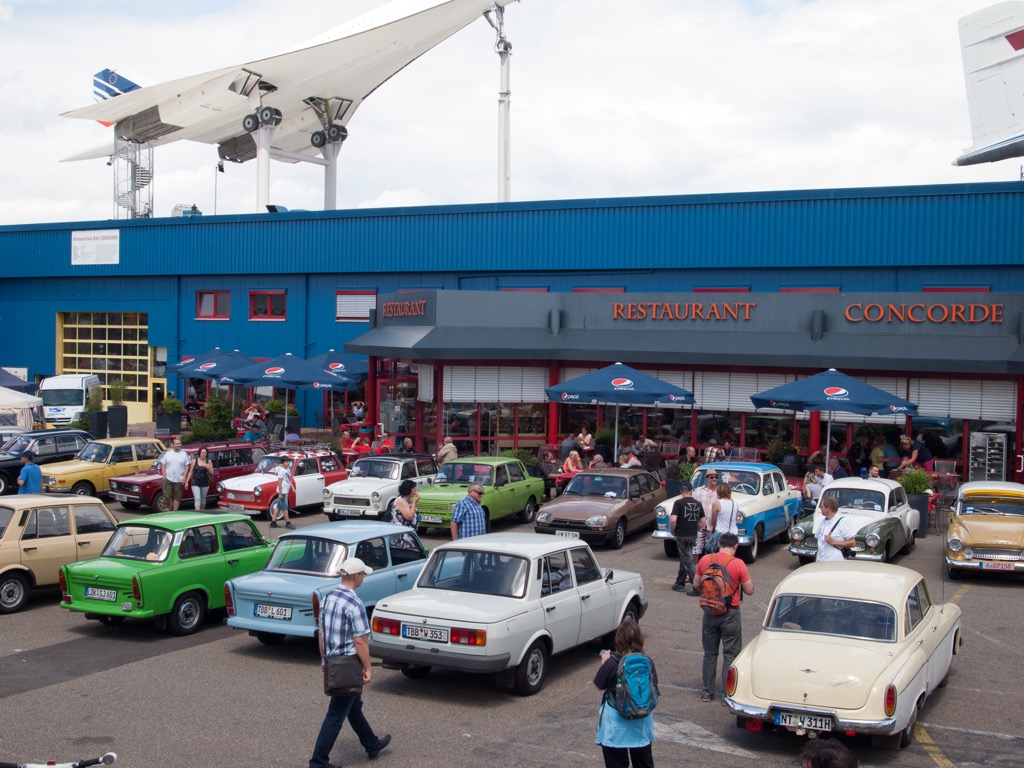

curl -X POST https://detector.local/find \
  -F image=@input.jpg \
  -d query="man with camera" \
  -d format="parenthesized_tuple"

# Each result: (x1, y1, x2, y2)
(814, 496, 857, 562)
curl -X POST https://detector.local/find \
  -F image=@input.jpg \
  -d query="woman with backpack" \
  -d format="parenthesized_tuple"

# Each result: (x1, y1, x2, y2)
(593, 620, 657, 768)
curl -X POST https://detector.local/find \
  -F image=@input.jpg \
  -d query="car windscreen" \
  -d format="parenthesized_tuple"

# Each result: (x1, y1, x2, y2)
(822, 487, 885, 512)
(254, 456, 284, 474)
(0, 507, 12, 537)
(691, 468, 760, 494)
(102, 526, 174, 562)
(266, 537, 347, 576)
(76, 443, 111, 463)
(434, 463, 494, 486)
(349, 459, 399, 480)
(40, 389, 84, 407)
(959, 494, 1024, 516)
(418, 549, 529, 598)
(563, 474, 626, 498)
(767, 594, 897, 642)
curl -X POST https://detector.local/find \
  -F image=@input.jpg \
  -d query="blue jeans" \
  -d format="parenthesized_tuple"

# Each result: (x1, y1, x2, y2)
(309, 694, 384, 768)
(701, 608, 743, 698)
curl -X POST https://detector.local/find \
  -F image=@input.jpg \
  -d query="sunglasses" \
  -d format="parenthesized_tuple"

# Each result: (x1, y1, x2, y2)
(706, 475, 719, 479)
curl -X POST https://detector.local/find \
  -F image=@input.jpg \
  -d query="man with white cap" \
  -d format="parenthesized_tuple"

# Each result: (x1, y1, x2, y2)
(309, 557, 391, 768)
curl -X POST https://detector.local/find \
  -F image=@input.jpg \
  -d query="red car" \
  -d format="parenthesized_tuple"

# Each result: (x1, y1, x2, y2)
(109, 442, 267, 512)
(217, 448, 347, 519)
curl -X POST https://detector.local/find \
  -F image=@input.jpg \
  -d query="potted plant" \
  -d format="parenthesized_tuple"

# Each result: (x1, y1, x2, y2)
(897, 466, 933, 539)
(107, 378, 129, 438)
(84, 386, 107, 439)
(766, 439, 802, 477)
(156, 395, 184, 433)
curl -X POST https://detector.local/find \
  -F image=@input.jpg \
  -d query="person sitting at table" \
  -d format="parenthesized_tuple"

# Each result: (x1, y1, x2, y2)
(589, 454, 607, 470)
(563, 450, 584, 476)
(351, 434, 372, 453)
(339, 430, 354, 451)
(375, 431, 396, 455)
(577, 426, 594, 452)
(350, 400, 367, 422)
(618, 451, 641, 468)
(536, 451, 562, 499)
(802, 471, 822, 513)
(636, 434, 658, 453)
(243, 423, 266, 443)
(680, 445, 698, 465)
(283, 429, 302, 445)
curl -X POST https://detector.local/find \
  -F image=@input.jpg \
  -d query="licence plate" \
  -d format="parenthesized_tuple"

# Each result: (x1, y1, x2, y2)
(774, 712, 832, 732)
(85, 587, 117, 602)
(111, 493, 128, 502)
(227, 503, 245, 511)
(419, 515, 443, 524)
(982, 561, 1014, 570)
(555, 530, 580, 538)
(254, 604, 292, 621)
(402, 624, 449, 642)
(335, 508, 364, 517)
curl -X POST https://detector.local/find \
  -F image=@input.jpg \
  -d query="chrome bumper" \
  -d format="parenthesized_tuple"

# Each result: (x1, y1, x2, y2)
(651, 530, 672, 539)
(724, 698, 897, 735)
(945, 556, 1024, 572)
(369, 641, 511, 673)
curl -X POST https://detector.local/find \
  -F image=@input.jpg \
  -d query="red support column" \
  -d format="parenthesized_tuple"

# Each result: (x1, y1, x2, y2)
(547, 360, 560, 446)
(808, 412, 821, 459)
(366, 357, 378, 437)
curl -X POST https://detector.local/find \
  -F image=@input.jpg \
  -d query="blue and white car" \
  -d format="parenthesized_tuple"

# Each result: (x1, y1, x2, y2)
(225, 521, 427, 645)
(653, 462, 804, 563)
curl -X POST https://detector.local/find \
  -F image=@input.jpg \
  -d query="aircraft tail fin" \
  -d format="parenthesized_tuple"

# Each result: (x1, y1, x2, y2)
(92, 69, 143, 127)
(955, 2, 1024, 166)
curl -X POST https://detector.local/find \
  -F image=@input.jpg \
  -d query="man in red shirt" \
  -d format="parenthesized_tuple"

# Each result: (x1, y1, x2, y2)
(694, 532, 754, 702)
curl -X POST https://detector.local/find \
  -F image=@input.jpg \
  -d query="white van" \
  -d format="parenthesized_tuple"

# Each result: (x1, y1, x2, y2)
(39, 374, 102, 425)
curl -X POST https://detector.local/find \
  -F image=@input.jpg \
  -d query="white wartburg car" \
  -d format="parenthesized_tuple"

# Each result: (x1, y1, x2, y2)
(322, 454, 438, 522)
(369, 533, 647, 695)
(724, 561, 962, 750)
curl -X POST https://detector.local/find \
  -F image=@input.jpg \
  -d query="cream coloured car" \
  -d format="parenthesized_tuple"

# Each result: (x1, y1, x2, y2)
(724, 561, 961, 750)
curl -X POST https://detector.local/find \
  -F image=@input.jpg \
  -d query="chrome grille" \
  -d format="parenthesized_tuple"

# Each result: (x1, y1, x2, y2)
(966, 547, 1023, 561)
(333, 496, 370, 507)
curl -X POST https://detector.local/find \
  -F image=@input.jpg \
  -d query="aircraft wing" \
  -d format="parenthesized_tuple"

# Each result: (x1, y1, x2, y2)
(62, 0, 511, 163)
(954, 1, 1024, 166)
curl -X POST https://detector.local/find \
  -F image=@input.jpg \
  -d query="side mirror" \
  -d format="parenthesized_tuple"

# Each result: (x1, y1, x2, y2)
(604, 568, 614, 582)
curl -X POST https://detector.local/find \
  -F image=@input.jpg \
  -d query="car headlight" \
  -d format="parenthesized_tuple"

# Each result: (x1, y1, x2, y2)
(736, 510, 746, 523)
(947, 536, 963, 553)
(963, 548, 974, 559)
(656, 506, 668, 519)
(44, 476, 56, 485)
(216, 482, 225, 493)
(254, 486, 263, 497)
(371, 491, 381, 503)
(131, 485, 140, 493)
(865, 532, 881, 548)
(537, 511, 552, 523)
(790, 527, 805, 542)
(322, 487, 332, 499)
(586, 515, 609, 528)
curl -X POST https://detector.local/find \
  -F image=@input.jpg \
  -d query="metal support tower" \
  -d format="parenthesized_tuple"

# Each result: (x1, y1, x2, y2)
(112, 139, 154, 219)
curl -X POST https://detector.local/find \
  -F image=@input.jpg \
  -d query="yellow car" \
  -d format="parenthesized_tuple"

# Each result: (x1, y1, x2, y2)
(945, 480, 1024, 578)
(41, 437, 166, 497)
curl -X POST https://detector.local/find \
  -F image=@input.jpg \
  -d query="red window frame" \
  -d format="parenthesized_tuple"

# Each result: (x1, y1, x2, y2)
(573, 287, 625, 293)
(693, 287, 751, 293)
(249, 290, 286, 320)
(196, 290, 230, 319)
(779, 287, 841, 293)
(922, 286, 991, 293)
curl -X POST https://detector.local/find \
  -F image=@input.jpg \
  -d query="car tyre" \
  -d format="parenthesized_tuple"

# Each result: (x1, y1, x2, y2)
(0, 473, 8, 495)
(878, 542, 890, 563)
(518, 496, 539, 524)
(98, 615, 125, 626)
(513, 640, 547, 696)
(609, 519, 627, 550)
(621, 601, 640, 625)
(72, 481, 95, 496)
(151, 491, 170, 513)
(663, 539, 679, 558)
(255, 631, 285, 646)
(0, 572, 29, 614)
(901, 531, 916, 555)
(483, 508, 491, 533)
(947, 564, 964, 580)
(120, 501, 141, 510)
(168, 591, 206, 636)
(400, 666, 431, 679)
(741, 525, 762, 564)
(797, 556, 814, 566)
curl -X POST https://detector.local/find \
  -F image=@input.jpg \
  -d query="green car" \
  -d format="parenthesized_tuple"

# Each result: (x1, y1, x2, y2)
(416, 456, 544, 531)
(59, 511, 275, 635)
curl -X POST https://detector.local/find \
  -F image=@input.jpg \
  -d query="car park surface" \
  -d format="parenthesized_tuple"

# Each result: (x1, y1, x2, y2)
(0, 493, 117, 613)
(0, 428, 92, 495)
(2, 493, 1021, 768)
(225, 520, 428, 644)
(40, 437, 166, 497)
(945, 480, 1024, 578)
(322, 454, 437, 521)
(533, 468, 666, 548)
(109, 441, 266, 512)
(789, 477, 920, 564)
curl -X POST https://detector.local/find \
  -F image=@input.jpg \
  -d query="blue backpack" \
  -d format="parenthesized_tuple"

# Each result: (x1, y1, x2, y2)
(608, 653, 659, 719)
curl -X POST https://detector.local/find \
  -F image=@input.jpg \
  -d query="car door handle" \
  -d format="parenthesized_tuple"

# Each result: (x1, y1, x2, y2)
(227, 558, 239, 565)
(22, 546, 37, 552)
(581, 594, 590, 600)
(546, 606, 556, 612)
(78, 541, 91, 546)
(398, 573, 408, 579)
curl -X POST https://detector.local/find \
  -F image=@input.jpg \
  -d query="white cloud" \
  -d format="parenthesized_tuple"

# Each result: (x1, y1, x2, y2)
(0, 0, 1016, 226)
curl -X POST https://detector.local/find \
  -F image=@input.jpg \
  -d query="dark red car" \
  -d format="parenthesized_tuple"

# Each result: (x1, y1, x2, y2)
(108, 442, 267, 512)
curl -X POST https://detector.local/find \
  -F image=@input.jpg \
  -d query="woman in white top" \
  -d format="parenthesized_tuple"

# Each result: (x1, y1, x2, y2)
(576, 426, 593, 450)
(710, 482, 740, 536)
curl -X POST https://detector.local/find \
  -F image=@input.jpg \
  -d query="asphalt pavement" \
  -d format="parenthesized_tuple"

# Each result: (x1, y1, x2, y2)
(2, 503, 1022, 768)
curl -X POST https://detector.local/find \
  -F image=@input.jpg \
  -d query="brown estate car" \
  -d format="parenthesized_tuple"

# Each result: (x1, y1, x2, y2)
(534, 468, 667, 548)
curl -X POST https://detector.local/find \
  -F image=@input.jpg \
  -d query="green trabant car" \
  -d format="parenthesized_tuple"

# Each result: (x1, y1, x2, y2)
(59, 511, 275, 635)
(415, 456, 544, 532)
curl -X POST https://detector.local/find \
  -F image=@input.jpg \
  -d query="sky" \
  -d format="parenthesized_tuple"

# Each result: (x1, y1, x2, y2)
(0, 0, 1018, 225)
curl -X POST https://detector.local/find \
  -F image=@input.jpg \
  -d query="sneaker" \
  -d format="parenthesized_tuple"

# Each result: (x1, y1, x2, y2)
(671, 584, 687, 592)
(701, 693, 713, 702)
(687, 587, 700, 597)
(285, 522, 295, 529)
(269, 522, 279, 528)
(368, 733, 392, 760)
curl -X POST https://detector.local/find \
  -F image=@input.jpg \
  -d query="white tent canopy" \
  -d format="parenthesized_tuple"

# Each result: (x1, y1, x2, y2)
(0, 385, 43, 429)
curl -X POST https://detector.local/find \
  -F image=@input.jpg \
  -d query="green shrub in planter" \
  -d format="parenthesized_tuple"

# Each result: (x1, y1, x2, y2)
(160, 396, 184, 416)
(108, 378, 129, 406)
(69, 415, 91, 432)
(265, 399, 285, 414)
(500, 448, 538, 468)
(897, 467, 933, 495)
(766, 439, 798, 465)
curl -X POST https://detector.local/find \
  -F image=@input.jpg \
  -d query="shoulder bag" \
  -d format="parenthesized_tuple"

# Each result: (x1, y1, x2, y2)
(323, 654, 364, 697)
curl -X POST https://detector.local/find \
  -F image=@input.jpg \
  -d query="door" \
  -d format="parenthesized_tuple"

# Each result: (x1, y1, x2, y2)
(488, 464, 516, 519)
(19, 505, 76, 586)
(387, 532, 427, 593)
(292, 458, 325, 507)
(219, 521, 273, 580)
(539, 550, 582, 652)
(353, 536, 396, 607)
(572, 546, 617, 642)
(906, 581, 944, 690)
(176, 525, 227, 607)
(70, 501, 116, 560)
(103, 445, 139, 490)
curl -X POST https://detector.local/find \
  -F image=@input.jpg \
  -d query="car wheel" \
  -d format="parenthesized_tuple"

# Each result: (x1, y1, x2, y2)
(151, 491, 170, 513)
(255, 631, 285, 646)
(898, 714, 916, 748)
(120, 501, 141, 510)
(72, 481, 95, 496)
(518, 497, 538, 524)
(609, 519, 627, 550)
(776, 527, 791, 544)
(947, 564, 964, 580)
(0, 572, 29, 614)
(663, 539, 679, 558)
(0, 473, 8, 495)
(98, 615, 125, 626)
(483, 508, 492, 533)
(901, 531, 916, 555)
(167, 592, 206, 636)
(621, 601, 640, 625)
(878, 542, 890, 563)
(797, 556, 814, 566)
(741, 525, 762, 564)
(401, 666, 432, 679)
(513, 640, 548, 696)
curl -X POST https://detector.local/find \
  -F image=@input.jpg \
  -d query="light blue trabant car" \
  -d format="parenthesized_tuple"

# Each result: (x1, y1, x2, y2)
(225, 521, 427, 645)
(652, 462, 804, 563)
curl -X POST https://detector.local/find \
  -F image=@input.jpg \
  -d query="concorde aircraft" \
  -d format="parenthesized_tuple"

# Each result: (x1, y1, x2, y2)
(954, 1, 1024, 166)
(62, 0, 513, 209)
